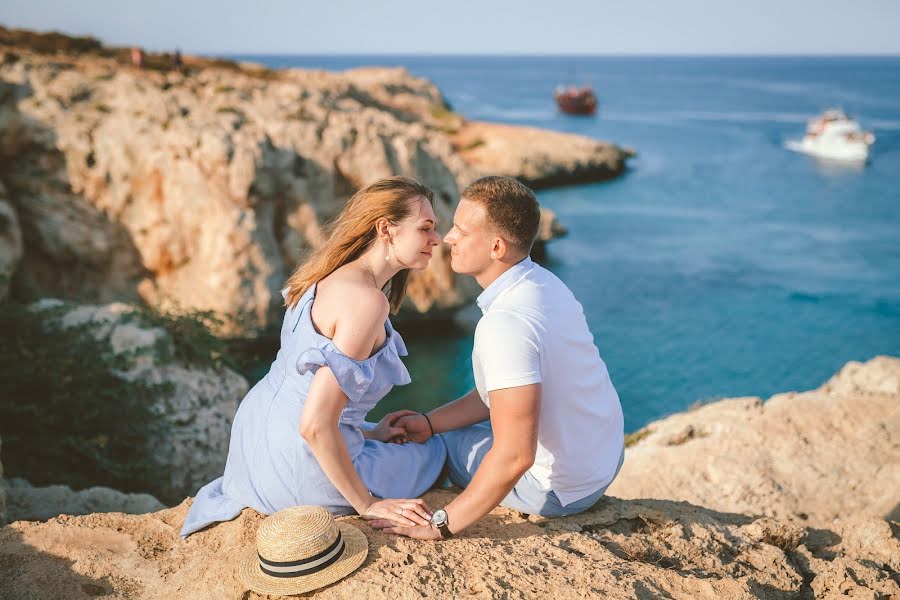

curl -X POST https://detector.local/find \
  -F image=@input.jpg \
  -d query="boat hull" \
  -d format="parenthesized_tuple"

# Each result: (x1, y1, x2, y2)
(785, 138, 870, 163)
(554, 89, 597, 115)
(556, 100, 596, 115)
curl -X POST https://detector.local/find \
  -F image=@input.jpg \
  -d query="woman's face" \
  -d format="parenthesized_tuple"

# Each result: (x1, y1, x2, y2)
(389, 197, 441, 270)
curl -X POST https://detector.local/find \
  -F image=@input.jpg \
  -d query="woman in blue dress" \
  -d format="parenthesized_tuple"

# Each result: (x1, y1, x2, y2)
(181, 176, 447, 537)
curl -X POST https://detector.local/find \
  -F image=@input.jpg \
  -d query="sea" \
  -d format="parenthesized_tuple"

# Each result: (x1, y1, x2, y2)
(233, 55, 900, 433)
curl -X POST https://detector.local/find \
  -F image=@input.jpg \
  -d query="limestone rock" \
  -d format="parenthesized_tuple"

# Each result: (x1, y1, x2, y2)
(0, 182, 23, 300)
(4, 478, 164, 523)
(0, 33, 630, 335)
(341, 66, 460, 127)
(538, 208, 568, 242)
(0, 45, 481, 335)
(533, 208, 568, 259)
(451, 120, 633, 189)
(22, 300, 248, 504)
(609, 356, 900, 526)
(1, 491, 896, 599)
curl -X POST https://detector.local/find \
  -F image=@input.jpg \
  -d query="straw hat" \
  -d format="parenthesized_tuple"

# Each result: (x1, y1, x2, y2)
(238, 506, 368, 596)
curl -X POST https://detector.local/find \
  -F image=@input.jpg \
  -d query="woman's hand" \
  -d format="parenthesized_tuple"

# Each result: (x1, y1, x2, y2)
(368, 521, 443, 540)
(361, 498, 433, 527)
(367, 410, 419, 443)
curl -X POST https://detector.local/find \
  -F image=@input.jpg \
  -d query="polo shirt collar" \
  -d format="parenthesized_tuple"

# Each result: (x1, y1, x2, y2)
(476, 256, 534, 314)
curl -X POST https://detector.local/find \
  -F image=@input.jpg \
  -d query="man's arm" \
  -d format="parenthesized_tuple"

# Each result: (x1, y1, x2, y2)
(442, 383, 540, 532)
(389, 387, 490, 443)
(429, 387, 491, 433)
(376, 382, 540, 537)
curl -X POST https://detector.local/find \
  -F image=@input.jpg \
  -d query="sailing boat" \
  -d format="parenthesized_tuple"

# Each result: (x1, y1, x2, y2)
(555, 62, 597, 115)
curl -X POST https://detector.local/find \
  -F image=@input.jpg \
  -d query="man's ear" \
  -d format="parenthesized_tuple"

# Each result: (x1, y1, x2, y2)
(491, 237, 509, 261)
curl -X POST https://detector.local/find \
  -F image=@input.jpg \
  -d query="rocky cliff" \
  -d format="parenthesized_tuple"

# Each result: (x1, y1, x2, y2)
(1, 300, 247, 505)
(608, 356, 900, 526)
(452, 121, 633, 189)
(0, 28, 631, 335)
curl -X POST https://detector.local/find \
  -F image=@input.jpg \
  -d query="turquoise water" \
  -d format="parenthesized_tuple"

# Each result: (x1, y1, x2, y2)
(236, 55, 900, 432)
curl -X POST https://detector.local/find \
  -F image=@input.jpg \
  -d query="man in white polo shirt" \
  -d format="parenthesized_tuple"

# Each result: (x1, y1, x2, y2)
(372, 176, 624, 540)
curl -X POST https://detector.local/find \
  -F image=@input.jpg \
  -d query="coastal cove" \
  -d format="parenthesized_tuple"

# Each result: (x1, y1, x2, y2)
(0, 26, 898, 598)
(235, 55, 900, 431)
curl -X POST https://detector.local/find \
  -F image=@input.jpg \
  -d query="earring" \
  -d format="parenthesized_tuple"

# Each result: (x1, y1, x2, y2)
(385, 242, 392, 262)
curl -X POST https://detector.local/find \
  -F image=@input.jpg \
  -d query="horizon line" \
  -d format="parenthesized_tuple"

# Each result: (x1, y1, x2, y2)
(216, 51, 900, 59)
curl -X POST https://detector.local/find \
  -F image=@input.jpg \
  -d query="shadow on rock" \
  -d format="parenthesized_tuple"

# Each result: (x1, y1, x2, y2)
(0, 526, 116, 600)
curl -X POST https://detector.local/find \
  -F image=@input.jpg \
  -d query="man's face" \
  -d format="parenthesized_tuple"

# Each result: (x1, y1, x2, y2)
(443, 198, 496, 276)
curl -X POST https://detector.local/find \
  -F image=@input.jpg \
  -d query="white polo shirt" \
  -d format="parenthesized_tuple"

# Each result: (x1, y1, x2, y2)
(472, 257, 624, 506)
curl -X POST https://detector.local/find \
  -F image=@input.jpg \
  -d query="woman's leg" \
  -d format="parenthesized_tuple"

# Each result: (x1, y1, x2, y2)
(353, 435, 447, 501)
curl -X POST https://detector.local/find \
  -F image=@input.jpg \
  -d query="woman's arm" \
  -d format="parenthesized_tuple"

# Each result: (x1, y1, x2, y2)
(300, 364, 432, 526)
(299, 368, 376, 512)
(300, 286, 431, 526)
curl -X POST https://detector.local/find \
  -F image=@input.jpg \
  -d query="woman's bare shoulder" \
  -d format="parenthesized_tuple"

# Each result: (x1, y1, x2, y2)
(315, 271, 390, 336)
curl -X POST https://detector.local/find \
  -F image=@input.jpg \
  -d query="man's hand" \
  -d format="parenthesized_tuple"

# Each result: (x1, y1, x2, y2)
(367, 410, 419, 443)
(368, 519, 443, 540)
(395, 413, 433, 443)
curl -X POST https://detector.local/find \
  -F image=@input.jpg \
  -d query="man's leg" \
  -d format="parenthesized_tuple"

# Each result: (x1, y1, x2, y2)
(520, 447, 626, 517)
(442, 423, 626, 517)
(440, 421, 493, 489)
(440, 421, 565, 516)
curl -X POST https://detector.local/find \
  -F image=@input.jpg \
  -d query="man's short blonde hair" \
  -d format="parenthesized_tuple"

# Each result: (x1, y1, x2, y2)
(461, 176, 540, 252)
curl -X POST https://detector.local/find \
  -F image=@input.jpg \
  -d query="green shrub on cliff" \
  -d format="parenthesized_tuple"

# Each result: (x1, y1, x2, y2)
(0, 26, 103, 55)
(0, 300, 235, 493)
(0, 301, 169, 491)
(131, 303, 237, 372)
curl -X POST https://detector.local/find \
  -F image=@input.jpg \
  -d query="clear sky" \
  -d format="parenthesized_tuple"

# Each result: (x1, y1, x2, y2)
(2, 0, 899, 56)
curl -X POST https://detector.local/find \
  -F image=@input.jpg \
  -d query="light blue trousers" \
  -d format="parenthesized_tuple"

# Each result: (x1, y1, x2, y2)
(440, 421, 624, 517)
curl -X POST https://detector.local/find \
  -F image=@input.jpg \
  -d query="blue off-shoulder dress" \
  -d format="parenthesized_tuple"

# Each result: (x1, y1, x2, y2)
(180, 283, 446, 538)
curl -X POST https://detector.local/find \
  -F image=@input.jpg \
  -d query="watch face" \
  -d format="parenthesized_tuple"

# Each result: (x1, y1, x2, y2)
(431, 509, 448, 526)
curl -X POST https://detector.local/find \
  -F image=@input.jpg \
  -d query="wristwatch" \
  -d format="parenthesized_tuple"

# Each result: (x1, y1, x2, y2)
(431, 508, 453, 539)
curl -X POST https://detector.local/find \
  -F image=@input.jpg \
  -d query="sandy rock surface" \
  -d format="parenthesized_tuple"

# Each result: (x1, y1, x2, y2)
(452, 121, 632, 189)
(1, 490, 897, 600)
(609, 356, 900, 526)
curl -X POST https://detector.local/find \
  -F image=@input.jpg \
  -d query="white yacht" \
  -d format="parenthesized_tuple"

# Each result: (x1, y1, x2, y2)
(785, 109, 875, 163)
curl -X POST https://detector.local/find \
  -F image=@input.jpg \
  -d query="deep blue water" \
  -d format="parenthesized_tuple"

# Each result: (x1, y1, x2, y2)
(235, 55, 900, 432)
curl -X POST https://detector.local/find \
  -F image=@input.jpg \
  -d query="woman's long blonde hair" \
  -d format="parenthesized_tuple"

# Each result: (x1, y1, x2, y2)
(284, 176, 435, 312)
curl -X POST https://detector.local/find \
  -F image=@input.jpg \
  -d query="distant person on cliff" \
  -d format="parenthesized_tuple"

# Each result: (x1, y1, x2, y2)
(371, 176, 625, 540)
(181, 177, 446, 538)
(172, 48, 183, 73)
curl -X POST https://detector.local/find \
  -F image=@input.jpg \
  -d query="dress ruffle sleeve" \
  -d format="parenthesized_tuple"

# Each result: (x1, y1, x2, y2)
(296, 333, 410, 403)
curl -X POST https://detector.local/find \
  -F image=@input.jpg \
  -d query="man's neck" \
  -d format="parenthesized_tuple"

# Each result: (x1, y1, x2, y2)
(475, 255, 528, 289)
